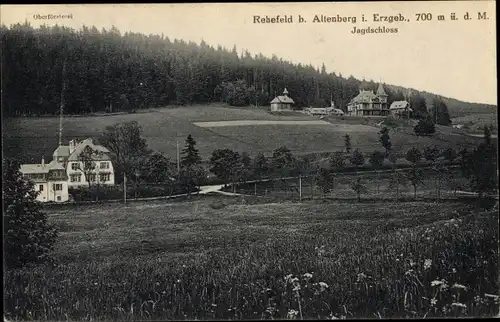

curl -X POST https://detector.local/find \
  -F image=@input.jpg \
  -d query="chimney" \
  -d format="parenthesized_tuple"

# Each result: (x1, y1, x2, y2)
(41, 156, 45, 166)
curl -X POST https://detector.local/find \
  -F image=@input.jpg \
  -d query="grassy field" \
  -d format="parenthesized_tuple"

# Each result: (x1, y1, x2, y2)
(4, 196, 499, 320)
(3, 104, 486, 163)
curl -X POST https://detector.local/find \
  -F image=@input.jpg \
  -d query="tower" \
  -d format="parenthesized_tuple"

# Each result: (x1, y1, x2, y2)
(376, 82, 388, 104)
(283, 88, 289, 97)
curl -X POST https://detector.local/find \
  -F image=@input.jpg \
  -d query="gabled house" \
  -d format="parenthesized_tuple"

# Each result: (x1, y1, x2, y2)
(19, 138, 115, 203)
(347, 83, 390, 117)
(270, 88, 295, 111)
(389, 100, 412, 117)
(63, 138, 115, 188)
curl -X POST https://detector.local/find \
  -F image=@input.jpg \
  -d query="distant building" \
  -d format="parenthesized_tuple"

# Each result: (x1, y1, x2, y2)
(270, 88, 295, 111)
(20, 158, 69, 203)
(389, 100, 412, 117)
(306, 101, 344, 116)
(347, 83, 389, 117)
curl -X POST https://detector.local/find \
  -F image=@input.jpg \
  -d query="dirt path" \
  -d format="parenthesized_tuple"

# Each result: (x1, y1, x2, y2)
(193, 120, 332, 127)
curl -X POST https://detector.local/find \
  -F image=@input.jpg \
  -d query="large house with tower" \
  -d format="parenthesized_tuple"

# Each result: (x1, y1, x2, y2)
(20, 138, 115, 203)
(347, 83, 390, 117)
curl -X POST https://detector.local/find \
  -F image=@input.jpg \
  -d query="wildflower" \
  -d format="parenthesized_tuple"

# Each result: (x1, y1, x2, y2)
(452, 268, 457, 273)
(287, 309, 299, 319)
(424, 259, 432, 270)
(430, 298, 438, 306)
(357, 273, 367, 282)
(292, 283, 301, 292)
(211, 304, 217, 307)
(452, 283, 467, 290)
(177, 279, 181, 283)
(409, 259, 416, 267)
(319, 282, 329, 292)
(285, 274, 293, 282)
(395, 258, 400, 262)
(451, 302, 467, 309)
(303, 273, 313, 280)
(290, 277, 299, 284)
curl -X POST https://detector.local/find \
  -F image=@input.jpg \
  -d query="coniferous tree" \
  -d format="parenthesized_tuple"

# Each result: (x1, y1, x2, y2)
(3, 158, 58, 268)
(181, 134, 202, 168)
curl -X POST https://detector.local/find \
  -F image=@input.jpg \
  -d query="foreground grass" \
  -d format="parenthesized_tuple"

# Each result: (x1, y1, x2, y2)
(4, 197, 499, 320)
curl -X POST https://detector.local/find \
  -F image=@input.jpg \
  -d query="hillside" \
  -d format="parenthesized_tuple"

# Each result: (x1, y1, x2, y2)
(1, 23, 495, 120)
(2, 105, 486, 163)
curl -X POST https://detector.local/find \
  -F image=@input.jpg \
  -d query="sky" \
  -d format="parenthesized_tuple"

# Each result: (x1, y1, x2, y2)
(1, 2, 497, 105)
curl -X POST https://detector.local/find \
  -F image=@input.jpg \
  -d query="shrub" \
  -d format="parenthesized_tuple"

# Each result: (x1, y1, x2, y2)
(414, 117, 436, 136)
(3, 159, 58, 268)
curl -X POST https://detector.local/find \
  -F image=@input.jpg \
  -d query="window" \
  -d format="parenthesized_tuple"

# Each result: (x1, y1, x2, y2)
(88, 174, 96, 182)
(53, 184, 63, 191)
(100, 162, 109, 169)
(70, 174, 82, 182)
(100, 173, 110, 182)
(39, 185, 44, 191)
(71, 162, 80, 170)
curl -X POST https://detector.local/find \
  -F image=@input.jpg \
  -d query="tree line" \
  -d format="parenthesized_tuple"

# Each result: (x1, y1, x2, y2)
(1, 22, 450, 124)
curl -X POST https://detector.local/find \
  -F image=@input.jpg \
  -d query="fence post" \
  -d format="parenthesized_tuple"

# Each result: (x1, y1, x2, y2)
(123, 173, 127, 204)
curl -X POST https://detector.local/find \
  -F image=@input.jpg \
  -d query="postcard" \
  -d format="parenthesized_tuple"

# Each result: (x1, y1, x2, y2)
(1, 2, 498, 321)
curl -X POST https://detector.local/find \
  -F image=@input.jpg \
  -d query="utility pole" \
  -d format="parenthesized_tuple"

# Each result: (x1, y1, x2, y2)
(299, 174, 302, 202)
(58, 59, 67, 147)
(123, 173, 127, 204)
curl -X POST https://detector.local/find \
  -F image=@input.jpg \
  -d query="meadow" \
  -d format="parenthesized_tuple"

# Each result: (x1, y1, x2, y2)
(4, 196, 499, 320)
(3, 104, 484, 163)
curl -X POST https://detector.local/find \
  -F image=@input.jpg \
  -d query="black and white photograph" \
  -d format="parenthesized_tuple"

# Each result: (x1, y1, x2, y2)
(2, 2, 498, 320)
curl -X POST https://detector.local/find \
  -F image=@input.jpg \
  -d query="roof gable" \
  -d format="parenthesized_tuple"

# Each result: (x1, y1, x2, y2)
(271, 95, 295, 104)
(67, 139, 111, 161)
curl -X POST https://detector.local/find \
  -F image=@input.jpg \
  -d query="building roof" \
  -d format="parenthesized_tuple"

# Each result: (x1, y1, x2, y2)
(66, 138, 111, 161)
(376, 83, 388, 96)
(270, 95, 295, 104)
(53, 145, 70, 157)
(390, 101, 412, 111)
(20, 160, 65, 175)
(349, 90, 377, 104)
(283, 88, 289, 95)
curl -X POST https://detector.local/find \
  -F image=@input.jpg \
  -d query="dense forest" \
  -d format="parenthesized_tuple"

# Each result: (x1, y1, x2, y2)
(1, 22, 493, 121)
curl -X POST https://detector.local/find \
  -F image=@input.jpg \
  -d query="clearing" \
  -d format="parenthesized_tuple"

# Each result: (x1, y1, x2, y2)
(3, 104, 486, 162)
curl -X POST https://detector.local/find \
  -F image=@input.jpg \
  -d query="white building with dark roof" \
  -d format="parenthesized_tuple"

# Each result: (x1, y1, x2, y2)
(347, 83, 390, 117)
(389, 100, 412, 117)
(270, 88, 295, 111)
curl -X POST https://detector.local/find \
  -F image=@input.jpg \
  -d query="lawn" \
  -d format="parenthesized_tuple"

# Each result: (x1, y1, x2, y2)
(4, 196, 499, 320)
